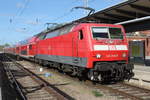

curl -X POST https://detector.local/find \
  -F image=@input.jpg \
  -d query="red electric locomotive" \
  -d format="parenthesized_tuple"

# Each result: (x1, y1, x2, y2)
(5, 22, 134, 82)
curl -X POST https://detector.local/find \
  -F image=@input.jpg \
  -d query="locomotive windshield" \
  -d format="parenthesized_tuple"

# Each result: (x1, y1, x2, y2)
(109, 28, 123, 39)
(92, 27, 109, 38)
(92, 27, 123, 39)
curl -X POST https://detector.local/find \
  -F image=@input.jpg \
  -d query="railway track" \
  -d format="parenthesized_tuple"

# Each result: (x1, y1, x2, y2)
(97, 83, 150, 100)
(3, 54, 150, 100)
(38, 63, 150, 100)
(1, 54, 74, 100)
(24, 59, 150, 100)
(34, 64, 150, 100)
(131, 77, 150, 83)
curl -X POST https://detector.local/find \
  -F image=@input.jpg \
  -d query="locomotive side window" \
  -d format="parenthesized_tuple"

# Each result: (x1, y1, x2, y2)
(45, 30, 59, 39)
(59, 24, 75, 35)
(79, 30, 83, 40)
(109, 28, 123, 39)
(44, 24, 75, 39)
(92, 27, 109, 39)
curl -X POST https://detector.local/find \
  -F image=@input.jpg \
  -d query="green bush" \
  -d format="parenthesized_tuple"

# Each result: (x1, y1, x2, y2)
(92, 90, 103, 97)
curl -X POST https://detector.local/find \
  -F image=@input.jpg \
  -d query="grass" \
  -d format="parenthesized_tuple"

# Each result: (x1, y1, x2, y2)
(92, 90, 103, 97)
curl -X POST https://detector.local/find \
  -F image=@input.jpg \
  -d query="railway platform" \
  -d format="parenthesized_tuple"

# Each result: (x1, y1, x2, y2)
(128, 64, 150, 89)
(134, 64, 150, 81)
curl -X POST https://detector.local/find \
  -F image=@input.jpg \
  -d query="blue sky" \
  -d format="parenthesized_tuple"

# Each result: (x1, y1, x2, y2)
(0, 0, 125, 45)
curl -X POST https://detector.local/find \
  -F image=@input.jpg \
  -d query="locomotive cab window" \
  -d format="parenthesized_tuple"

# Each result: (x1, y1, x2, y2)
(109, 28, 123, 39)
(92, 27, 108, 39)
(92, 27, 123, 39)
(79, 30, 83, 40)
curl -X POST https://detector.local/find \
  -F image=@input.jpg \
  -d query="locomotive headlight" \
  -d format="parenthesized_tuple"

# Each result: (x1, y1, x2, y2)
(96, 54, 101, 59)
(122, 53, 126, 58)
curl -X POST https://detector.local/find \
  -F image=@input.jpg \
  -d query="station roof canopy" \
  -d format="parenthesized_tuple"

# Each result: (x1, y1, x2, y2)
(39, 0, 150, 35)
(77, 0, 150, 24)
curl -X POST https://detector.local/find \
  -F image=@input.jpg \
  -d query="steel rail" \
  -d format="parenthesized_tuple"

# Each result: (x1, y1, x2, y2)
(132, 77, 150, 83)
(120, 82, 150, 93)
(97, 84, 145, 100)
(4, 64, 27, 100)
(99, 82, 150, 100)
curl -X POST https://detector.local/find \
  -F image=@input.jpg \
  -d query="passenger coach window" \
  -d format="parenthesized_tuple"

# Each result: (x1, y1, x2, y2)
(79, 30, 83, 40)
(29, 45, 32, 50)
(92, 27, 109, 39)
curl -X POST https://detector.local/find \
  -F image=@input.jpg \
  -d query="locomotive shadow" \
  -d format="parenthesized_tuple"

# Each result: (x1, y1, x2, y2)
(23, 85, 43, 94)
(44, 65, 121, 85)
(9, 69, 29, 78)
(52, 82, 71, 86)
(23, 82, 71, 94)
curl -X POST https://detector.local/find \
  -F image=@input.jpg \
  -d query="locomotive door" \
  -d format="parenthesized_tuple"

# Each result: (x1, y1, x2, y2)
(72, 31, 79, 63)
(72, 29, 84, 64)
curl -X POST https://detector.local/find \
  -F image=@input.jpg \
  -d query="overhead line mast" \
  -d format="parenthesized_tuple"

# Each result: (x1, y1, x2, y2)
(83, 0, 89, 15)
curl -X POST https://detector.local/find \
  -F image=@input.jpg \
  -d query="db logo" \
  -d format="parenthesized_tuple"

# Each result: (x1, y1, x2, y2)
(109, 45, 116, 50)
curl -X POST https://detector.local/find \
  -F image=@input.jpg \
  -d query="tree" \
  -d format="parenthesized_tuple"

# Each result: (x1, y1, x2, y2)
(4, 43, 10, 47)
(0, 45, 4, 52)
(0, 43, 10, 52)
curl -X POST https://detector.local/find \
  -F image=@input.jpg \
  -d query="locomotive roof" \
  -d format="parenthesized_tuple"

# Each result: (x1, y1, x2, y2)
(35, 22, 74, 37)
(35, 22, 123, 37)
